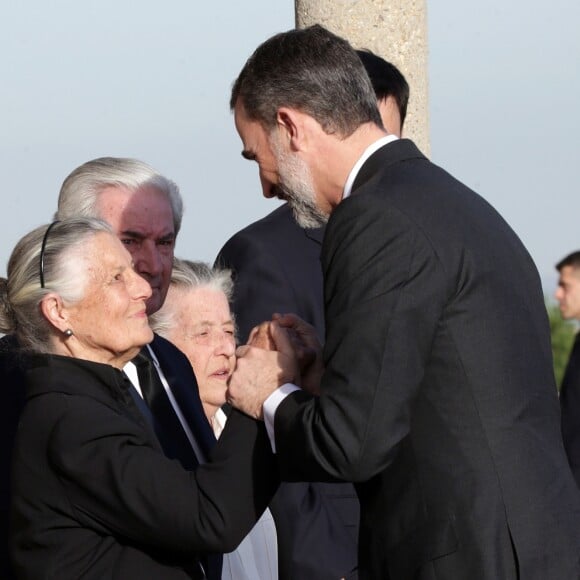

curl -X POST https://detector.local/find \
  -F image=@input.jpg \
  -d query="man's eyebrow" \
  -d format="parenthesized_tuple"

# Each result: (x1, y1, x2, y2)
(241, 150, 255, 161)
(120, 230, 175, 241)
(120, 230, 145, 240)
(158, 232, 176, 241)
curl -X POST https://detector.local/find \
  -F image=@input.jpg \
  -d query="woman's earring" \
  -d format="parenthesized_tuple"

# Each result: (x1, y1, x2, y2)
(64, 329, 73, 338)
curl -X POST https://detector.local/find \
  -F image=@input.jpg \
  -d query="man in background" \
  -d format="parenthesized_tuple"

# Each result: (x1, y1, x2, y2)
(555, 251, 580, 485)
(216, 51, 408, 580)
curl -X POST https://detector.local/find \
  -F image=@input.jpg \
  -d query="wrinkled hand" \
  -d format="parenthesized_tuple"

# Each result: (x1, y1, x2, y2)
(227, 322, 300, 420)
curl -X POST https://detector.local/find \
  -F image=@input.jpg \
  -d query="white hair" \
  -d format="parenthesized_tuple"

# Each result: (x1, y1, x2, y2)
(0, 218, 112, 353)
(55, 157, 184, 234)
(150, 259, 234, 337)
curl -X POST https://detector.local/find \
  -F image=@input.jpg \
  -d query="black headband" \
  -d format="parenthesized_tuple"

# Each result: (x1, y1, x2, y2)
(39, 221, 60, 289)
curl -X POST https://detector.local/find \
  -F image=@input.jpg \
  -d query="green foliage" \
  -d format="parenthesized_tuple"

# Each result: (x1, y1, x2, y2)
(546, 299, 576, 389)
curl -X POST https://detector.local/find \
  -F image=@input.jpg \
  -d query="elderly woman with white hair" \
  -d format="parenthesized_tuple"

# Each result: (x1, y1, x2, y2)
(151, 259, 279, 580)
(150, 261, 237, 432)
(2, 218, 277, 580)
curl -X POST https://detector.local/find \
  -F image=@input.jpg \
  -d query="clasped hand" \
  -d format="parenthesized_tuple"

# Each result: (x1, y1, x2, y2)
(226, 314, 323, 419)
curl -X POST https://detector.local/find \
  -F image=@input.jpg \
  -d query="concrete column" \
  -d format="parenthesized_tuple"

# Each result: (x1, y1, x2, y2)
(295, 0, 430, 155)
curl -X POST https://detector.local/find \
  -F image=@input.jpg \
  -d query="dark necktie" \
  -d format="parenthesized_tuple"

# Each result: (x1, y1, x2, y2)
(133, 349, 222, 579)
(133, 351, 199, 470)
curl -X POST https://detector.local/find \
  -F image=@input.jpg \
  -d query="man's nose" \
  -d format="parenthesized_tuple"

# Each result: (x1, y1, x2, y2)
(134, 242, 163, 278)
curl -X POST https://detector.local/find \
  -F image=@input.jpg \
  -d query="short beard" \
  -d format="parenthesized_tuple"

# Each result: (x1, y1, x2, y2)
(271, 133, 328, 229)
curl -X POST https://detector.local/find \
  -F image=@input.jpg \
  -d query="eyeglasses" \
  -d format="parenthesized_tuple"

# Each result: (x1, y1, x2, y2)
(39, 221, 60, 289)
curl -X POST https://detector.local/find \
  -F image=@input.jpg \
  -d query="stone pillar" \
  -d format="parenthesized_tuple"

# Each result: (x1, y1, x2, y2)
(295, 0, 430, 155)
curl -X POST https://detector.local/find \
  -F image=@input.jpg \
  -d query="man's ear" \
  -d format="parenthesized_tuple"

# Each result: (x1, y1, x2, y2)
(40, 294, 70, 335)
(275, 107, 305, 152)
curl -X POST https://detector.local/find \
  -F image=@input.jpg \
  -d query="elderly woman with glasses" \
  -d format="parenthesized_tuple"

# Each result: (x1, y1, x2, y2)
(2, 218, 277, 580)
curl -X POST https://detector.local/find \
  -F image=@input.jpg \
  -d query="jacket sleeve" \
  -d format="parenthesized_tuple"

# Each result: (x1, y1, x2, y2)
(275, 193, 447, 483)
(49, 399, 278, 555)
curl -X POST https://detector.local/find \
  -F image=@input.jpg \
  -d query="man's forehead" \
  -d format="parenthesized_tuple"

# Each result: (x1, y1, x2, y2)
(98, 184, 168, 206)
(562, 266, 580, 280)
(559, 268, 580, 294)
(97, 185, 175, 234)
(234, 101, 265, 137)
(235, 116, 272, 161)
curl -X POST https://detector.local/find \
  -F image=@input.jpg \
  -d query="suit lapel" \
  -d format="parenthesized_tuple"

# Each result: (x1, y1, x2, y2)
(303, 224, 326, 245)
(150, 334, 217, 460)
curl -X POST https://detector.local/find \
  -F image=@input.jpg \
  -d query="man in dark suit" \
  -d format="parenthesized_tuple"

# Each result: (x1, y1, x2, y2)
(227, 25, 580, 579)
(216, 50, 409, 344)
(215, 52, 409, 579)
(555, 251, 580, 484)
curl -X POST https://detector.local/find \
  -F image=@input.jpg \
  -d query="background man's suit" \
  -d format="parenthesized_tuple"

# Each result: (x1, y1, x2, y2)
(217, 203, 359, 579)
(272, 139, 580, 579)
(560, 333, 580, 484)
(217, 204, 326, 342)
(148, 334, 217, 464)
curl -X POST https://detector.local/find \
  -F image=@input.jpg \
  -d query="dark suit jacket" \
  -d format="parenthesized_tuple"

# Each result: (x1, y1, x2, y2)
(148, 334, 217, 463)
(1, 334, 220, 579)
(560, 333, 580, 484)
(0, 335, 26, 580)
(217, 203, 326, 343)
(273, 140, 580, 579)
(217, 203, 359, 580)
(10, 354, 277, 579)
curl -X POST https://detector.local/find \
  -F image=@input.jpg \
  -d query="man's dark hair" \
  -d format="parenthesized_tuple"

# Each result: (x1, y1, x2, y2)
(231, 25, 382, 136)
(556, 251, 580, 272)
(356, 49, 410, 128)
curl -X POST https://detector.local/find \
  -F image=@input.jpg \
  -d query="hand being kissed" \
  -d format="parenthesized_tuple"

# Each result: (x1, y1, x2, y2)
(247, 321, 276, 350)
(248, 318, 317, 375)
(227, 320, 300, 419)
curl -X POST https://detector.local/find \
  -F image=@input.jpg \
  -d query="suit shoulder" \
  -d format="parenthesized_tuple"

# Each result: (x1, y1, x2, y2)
(151, 333, 182, 354)
(216, 204, 325, 270)
(219, 204, 299, 249)
(150, 334, 191, 370)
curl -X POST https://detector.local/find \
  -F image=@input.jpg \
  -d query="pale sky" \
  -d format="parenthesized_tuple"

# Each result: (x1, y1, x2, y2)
(2, 1, 579, 294)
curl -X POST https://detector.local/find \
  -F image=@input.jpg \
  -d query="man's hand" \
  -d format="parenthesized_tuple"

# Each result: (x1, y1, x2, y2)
(247, 321, 276, 350)
(273, 313, 324, 395)
(228, 322, 299, 420)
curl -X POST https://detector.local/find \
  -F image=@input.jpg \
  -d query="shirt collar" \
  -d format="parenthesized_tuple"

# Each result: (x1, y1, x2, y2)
(343, 134, 399, 199)
(212, 407, 228, 438)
